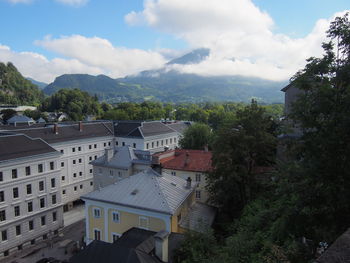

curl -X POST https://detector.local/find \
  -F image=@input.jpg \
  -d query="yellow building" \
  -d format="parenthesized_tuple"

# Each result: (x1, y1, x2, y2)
(82, 168, 208, 244)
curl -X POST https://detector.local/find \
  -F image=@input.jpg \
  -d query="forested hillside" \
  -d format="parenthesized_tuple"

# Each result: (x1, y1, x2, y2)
(0, 62, 44, 105)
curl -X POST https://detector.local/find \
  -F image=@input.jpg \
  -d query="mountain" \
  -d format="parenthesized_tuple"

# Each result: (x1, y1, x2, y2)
(0, 62, 44, 105)
(26, 77, 48, 89)
(43, 49, 286, 103)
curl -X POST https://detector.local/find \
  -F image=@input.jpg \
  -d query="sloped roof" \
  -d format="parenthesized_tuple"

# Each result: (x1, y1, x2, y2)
(3, 122, 114, 144)
(82, 168, 196, 215)
(0, 134, 58, 162)
(155, 149, 212, 172)
(166, 122, 191, 134)
(114, 121, 177, 138)
(7, 115, 34, 124)
(91, 146, 152, 169)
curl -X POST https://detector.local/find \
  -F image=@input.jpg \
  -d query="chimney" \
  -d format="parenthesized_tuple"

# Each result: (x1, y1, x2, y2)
(154, 230, 169, 262)
(53, 123, 58, 134)
(78, 121, 83, 132)
(184, 151, 189, 166)
(186, 177, 192, 189)
(105, 148, 114, 162)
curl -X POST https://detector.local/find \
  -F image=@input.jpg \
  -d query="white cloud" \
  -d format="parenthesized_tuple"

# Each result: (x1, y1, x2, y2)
(125, 0, 349, 81)
(0, 44, 103, 83)
(55, 0, 88, 7)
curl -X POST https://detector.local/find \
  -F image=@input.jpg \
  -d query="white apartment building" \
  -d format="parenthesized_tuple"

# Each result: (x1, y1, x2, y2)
(4, 122, 115, 211)
(114, 121, 189, 153)
(0, 134, 63, 258)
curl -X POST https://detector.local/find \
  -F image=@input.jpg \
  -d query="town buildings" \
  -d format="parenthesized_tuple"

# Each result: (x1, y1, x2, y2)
(153, 149, 212, 203)
(82, 168, 205, 244)
(114, 121, 183, 153)
(1, 121, 115, 211)
(91, 145, 152, 189)
(0, 134, 63, 258)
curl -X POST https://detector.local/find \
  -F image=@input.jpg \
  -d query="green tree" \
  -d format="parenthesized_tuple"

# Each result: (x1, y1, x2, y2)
(0, 109, 16, 122)
(207, 101, 277, 218)
(179, 123, 212, 150)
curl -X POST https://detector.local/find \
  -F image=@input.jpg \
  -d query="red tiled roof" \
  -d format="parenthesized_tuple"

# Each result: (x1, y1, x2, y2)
(157, 149, 212, 172)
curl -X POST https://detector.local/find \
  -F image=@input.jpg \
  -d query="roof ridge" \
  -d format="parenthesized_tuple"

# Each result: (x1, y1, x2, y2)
(150, 169, 173, 214)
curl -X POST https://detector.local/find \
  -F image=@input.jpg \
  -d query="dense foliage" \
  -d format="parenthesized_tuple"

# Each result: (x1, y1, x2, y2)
(179, 123, 212, 150)
(40, 88, 101, 121)
(175, 13, 350, 263)
(0, 62, 44, 105)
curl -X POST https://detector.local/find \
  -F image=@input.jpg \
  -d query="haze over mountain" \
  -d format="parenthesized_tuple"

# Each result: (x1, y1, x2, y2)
(43, 49, 286, 103)
(26, 77, 48, 89)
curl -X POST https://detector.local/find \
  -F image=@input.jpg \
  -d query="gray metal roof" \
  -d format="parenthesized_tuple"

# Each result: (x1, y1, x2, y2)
(114, 121, 177, 138)
(91, 146, 152, 169)
(7, 115, 34, 124)
(82, 168, 196, 215)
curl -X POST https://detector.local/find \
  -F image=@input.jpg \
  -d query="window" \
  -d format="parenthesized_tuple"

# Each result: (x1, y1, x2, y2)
(104, 143, 106, 147)
(40, 198, 45, 208)
(50, 162, 54, 170)
(27, 202, 33, 212)
(72, 147, 76, 152)
(31, 239, 35, 245)
(41, 216, 46, 226)
(89, 156, 92, 161)
(174, 137, 177, 143)
(109, 170, 113, 176)
(151, 142, 154, 148)
(170, 138, 173, 144)
(79, 172, 82, 176)
(0, 171, 2, 181)
(1, 230, 7, 241)
(15, 225, 21, 236)
(166, 139, 168, 144)
(79, 158, 82, 163)
(12, 169, 17, 179)
(93, 208, 101, 218)
(38, 164, 43, 173)
(51, 178, 56, 188)
(90, 169, 93, 174)
(108, 142, 111, 146)
(73, 173, 77, 178)
(60, 149, 64, 154)
(133, 143, 136, 148)
(146, 143, 149, 149)
(0, 210, 6, 221)
(13, 187, 19, 198)
(157, 141, 159, 147)
(90, 181, 93, 186)
(171, 171, 176, 176)
(25, 166, 31, 176)
(29, 220, 34, 231)
(62, 190, 66, 195)
(112, 211, 120, 223)
(195, 190, 201, 199)
(116, 141, 119, 146)
(39, 181, 44, 191)
(62, 176, 65, 181)
(52, 212, 57, 222)
(74, 186, 77, 191)
(112, 233, 120, 242)
(195, 174, 201, 182)
(14, 206, 20, 217)
(139, 216, 149, 229)
(94, 144, 97, 149)
(73, 160, 76, 165)
(78, 146, 81, 151)
(26, 184, 32, 195)
(161, 140, 164, 146)
(0, 191, 4, 202)
(89, 145, 92, 149)
(52, 194, 57, 204)
(94, 155, 97, 160)
(18, 245, 22, 251)
(61, 162, 64, 167)
(80, 184, 83, 189)
(94, 229, 101, 240)
(122, 142, 125, 146)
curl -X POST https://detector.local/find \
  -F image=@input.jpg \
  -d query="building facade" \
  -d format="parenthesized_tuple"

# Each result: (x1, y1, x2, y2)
(0, 134, 63, 258)
(82, 169, 197, 244)
(153, 149, 212, 203)
(91, 146, 152, 189)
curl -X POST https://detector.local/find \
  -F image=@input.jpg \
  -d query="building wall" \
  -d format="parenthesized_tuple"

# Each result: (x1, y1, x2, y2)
(114, 137, 144, 150)
(162, 169, 209, 203)
(0, 153, 63, 257)
(170, 191, 195, 233)
(284, 85, 303, 115)
(85, 200, 171, 244)
(52, 136, 114, 206)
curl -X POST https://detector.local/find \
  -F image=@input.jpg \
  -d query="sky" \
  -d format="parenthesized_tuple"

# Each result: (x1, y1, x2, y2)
(0, 0, 349, 83)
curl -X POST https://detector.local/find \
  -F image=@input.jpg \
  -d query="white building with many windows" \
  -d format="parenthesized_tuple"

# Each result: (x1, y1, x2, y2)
(114, 121, 186, 153)
(0, 134, 63, 258)
(3, 121, 115, 211)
